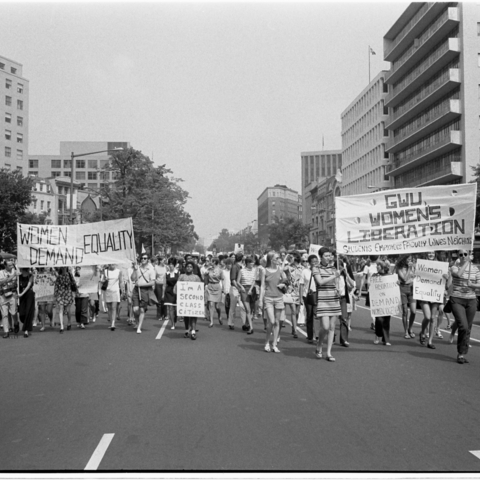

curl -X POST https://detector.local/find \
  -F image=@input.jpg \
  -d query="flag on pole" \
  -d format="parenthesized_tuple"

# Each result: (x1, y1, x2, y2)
(141, 244, 146, 254)
(369, 46, 376, 55)
(335, 169, 343, 183)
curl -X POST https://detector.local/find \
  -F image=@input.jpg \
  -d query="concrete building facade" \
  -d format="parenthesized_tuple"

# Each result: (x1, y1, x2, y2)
(383, 2, 477, 188)
(28, 141, 129, 191)
(257, 185, 302, 245)
(341, 72, 392, 195)
(0, 55, 29, 173)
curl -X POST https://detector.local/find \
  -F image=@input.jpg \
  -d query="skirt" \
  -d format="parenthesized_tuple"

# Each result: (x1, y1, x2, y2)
(206, 283, 222, 303)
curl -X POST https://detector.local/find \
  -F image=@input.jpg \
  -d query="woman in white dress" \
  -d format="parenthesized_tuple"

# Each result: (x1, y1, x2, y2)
(102, 264, 123, 331)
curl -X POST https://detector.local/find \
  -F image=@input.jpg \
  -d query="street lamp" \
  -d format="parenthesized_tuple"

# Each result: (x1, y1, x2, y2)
(69, 148, 124, 224)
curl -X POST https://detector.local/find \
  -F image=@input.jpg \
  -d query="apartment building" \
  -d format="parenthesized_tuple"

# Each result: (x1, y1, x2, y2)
(341, 72, 392, 195)
(28, 141, 129, 191)
(383, 2, 477, 188)
(257, 185, 302, 245)
(0, 55, 29, 172)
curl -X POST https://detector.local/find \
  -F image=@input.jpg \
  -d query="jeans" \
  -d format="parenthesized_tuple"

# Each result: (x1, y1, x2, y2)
(154, 283, 166, 318)
(374, 316, 390, 343)
(303, 298, 316, 340)
(451, 296, 477, 355)
(75, 297, 89, 325)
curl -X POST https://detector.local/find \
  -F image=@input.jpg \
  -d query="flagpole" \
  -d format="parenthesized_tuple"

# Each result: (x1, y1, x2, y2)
(368, 45, 371, 84)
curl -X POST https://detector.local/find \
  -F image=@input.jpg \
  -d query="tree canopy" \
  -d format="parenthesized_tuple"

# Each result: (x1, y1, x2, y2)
(0, 168, 34, 253)
(208, 228, 259, 254)
(267, 216, 310, 251)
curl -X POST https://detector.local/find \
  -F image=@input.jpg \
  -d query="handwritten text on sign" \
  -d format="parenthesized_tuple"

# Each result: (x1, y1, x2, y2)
(413, 259, 448, 303)
(308, 244, 322, 260)
(17, 218, 135, 268)
(33, 272, 56, 302)
(176, 281, 205, 317)
(368, 274, 402, 318)
(335, 184, 476, 255)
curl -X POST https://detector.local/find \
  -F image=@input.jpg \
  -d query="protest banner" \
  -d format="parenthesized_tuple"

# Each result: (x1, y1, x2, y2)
(308, 244, 322, 260)
(413, 259, 448, 303)
(368, 274, 402, 318)
(335, 184, 476, 256)
(76, 266, 101, 295)
(176, 281, 205, 317)
(234, 243, 244, 254)
(17, 218, 136, 268)
(33, 271, 56, 302)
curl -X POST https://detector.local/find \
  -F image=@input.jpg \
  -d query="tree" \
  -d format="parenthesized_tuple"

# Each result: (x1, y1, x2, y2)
(0, 169, 34, 253)
(208, 229, 260, 255)
(19, 211, 49, 225)
(267, 217, 310, 251)
(92, 147, 198, 254)
(472, 164, 480, 230)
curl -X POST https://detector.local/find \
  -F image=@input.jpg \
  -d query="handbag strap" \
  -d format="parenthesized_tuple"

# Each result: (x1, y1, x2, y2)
(307, 268, 314, 293)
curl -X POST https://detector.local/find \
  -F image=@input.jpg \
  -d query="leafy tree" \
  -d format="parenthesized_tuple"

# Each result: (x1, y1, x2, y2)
(267, 216, 310, 251)
(0, 169, 34, 253)
(91, 147, 198, 253)
(472, 164, 480, 230)
(208, 229, 259, 255)
(19, 211, 49, 225)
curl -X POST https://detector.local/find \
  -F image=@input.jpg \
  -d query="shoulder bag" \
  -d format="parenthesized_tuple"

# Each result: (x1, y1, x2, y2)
(101, 270, 109, 291)
(305, 269, 317, 306)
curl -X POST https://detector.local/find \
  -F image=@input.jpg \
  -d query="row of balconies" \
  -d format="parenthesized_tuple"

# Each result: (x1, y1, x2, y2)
(394, 160, 462, 189)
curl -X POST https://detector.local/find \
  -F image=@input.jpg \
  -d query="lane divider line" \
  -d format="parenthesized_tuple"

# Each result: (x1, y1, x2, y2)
(156, 319, 170, 340)
(470, 451, 480, 461)
(284, 319, 307, 337)
(85, 433, 114, 470)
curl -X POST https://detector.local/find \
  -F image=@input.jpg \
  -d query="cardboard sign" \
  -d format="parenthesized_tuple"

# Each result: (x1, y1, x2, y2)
(335, 184, 476, 256)
(413, 259, 448, 303)
(76, 266, 101, 295)
(368, 274, 402, 318)
(234, 243, 244, 254)
(17, 218, 136, 268)
(33, 272, 56, 302)
(308, 244, 322, 260)
(176, 281, 205, 317)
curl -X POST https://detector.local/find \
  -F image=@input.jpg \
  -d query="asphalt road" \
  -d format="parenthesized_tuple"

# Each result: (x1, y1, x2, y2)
(1, 299, 480, 472)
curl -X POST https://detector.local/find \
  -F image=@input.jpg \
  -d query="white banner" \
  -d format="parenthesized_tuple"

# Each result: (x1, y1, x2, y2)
(413, 259, 448, 303)
(176, 281, 205, 317)
(368, 274, 402, 318)
(33, 272, 56, 302)
(308, 244, 322, 260)
(76, 266, 101, 295)
(335, 184, 476, 256)
(17, 218, 136, 268)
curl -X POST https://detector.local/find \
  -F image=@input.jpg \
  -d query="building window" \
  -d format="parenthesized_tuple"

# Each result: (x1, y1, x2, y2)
(11, 67, 17, 74)
(5, 129, 11, 140)
(383, 83, 388, 93)
(0, 63, 4, 70)
(17, 100, 23, 110)
(100, 159, 109, 168)
(63, 159, 72, 168)
(29, 171, 38, 176)
(87, 172, 97, 180)
(33, 200, 37, 210)
(29, 159, 39, 169)
(383, 129, 389, 137)
(383, 106, 388, 115)
(63, 171, 71, 178)
(51, 159, 61, 168)
(17, 83, 23, 94)
(88, 159, 98, 169)
(58, 187, 63, 195)
(76, 159, 85, 169)
(101, 172, 110, 181)
(5, 146, 11, 157)
(5, 79, 11, 89)
(5, 113, 11, 123)
(52, 171, 62, 178)
(17, 116, 23, 127)
(5, 96, 11, 106)
(76, 171, 86, 180)
(47, 201, 51, 210)
(16, 133, 23, 143)
(16, 149, 23, 160)
(384, 151, 389, 159)
(39, 183, 43, 192)
(40, 200, 44, 210)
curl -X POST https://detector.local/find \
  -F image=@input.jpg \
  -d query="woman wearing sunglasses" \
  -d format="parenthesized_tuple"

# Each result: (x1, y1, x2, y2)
(450, 249, 480, 364)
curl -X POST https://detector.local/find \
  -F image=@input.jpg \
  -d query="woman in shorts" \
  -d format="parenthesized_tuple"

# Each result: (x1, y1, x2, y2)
(237, 256, 257, 334)
(395, 254, 417, 339)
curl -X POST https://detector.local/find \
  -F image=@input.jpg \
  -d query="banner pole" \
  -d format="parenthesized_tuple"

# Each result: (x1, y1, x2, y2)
(130, 218, 142, 303)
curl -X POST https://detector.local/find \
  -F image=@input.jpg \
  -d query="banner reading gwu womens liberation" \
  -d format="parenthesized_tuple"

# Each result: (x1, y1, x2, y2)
(335, 184, 476, 256)
(17, 218, 136, 267)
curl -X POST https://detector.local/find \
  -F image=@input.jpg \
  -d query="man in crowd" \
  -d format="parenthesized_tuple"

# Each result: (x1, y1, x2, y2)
(0, 259, 19, 337)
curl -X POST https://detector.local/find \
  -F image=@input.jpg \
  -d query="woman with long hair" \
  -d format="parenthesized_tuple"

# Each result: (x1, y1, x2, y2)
(54, 267, 75, 333)
(237, 256, 257, 334)
(259, 251, 288, 353)
(205, 257, 224, 327)
(395, 254, 417, 339)
(313, 247, 342, 362)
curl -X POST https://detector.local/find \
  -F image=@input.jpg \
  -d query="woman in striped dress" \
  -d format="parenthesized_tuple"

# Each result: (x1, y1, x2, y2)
(312, 247, 341, 362)
(237, 256, 257, 334)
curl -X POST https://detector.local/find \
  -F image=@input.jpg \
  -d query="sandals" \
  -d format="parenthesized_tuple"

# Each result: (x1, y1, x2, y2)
(404, 333, 410, 339)
(419, 334, 426, 346)
(264, 344, 271, 353)
(408, 330, 415, 338)
(315, 350, 323, 359)
(326, 355, 336, 362)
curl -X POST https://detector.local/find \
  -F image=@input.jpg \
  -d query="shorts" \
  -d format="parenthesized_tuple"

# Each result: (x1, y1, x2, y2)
(400, 283, 414, 306)
(132, 287, 149, 310)
(264, 296, 284, 313)
(1, 297, 18, 317)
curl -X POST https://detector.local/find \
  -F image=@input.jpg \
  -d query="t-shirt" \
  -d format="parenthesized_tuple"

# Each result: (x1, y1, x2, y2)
(363, 263, 377, 286)
(154, 265, 167, 285)
(451, 261, 480, 300)
(133, 265, 155, 287)
(231, 263, 242, 286)
(0, 268, 18, 305)
(222, 269, 231, 294)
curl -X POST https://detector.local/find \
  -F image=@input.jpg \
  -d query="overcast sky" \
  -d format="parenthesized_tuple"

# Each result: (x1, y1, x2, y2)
(0, 1, 409, 246)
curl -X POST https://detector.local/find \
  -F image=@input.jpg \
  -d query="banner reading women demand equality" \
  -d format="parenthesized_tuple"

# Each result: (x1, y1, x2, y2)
(335, 184, 476, 256)
(17, 218, 136, 268)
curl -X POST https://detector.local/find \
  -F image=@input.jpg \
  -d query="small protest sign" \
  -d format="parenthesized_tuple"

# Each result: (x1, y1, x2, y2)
(77, 266, 101, 295)
(234, 243, 244, 254)
(413, 259, 448, 303)
(33, 272, 56, 302)
(176, 281, 205, 317)
(308, 244, 322, 260)
(368, 274, 402, 318)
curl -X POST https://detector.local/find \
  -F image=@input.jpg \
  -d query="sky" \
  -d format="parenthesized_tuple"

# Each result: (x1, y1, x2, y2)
(0, 1, 409, 247)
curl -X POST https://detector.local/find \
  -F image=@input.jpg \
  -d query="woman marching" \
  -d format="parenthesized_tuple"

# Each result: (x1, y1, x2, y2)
(54, 267, 75, 333)
(205, 257, 224, 327)
(417, 251, 449, 349)
(372, 260, 393, 346)
(163, 257, 180, 330)
(102, 264, 123, 331)
(313, 247, 342, 362)
(237, 256, 258, 334)
(395, 254, 417, 339)
(18, 268, 36, 338)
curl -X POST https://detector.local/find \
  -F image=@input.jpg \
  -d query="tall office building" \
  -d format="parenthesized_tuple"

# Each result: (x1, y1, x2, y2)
(28, 141, 129, 190)
(0, 55, 29, 172)
(383, 2, 477, 188)
(257, 185, 302, 246)
(341, 72, 392, 195)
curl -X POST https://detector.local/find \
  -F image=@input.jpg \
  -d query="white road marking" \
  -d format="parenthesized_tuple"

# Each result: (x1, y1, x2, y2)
(356, 305, 480, 343)
(470, 451, 480, 461)
(85, 433, 114, 470)
(156, 319, 170, 340)
(284, 319, 307, 337)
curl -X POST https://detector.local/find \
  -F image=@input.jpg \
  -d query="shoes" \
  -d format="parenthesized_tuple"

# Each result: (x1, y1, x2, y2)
(264, 344, 271, 353)
(370, 322, 375, 331)
(219, 320, 223, 325)
(170, 325, 175, 330)
(449, 333, 455, 344)
(374, 337, 380, 345)
(326, 355, 336, 362)
(307, 339, 314, 344)
(228, 325, 234, 330)
(191, 333, 196, 340)
(384, 342, 392, 346)
(408, 330, 415, 338)
(39, 327, 45, 332)
(272, 345, 281, 353)
(242, 325, 249, 331)
(315, 350, 323, 359)
(59, 328, 64, 334)
(293, 333, 298, 339)
(184, 332, 189, 338)
(136, 328, 141, 334)
(457, 355, 468, 364)
(342, 342, 350, 347)
(209, 324, 213, 328)
(14, 323, 19, 334)
(427, 343, 436, 349)
(110, 327, 115, 331)
(81, 324, 85, 329)
(24, 332, 29, 338)
(67, 325, 71, 331)
(3, 333, 9, 339)
(419, 334, 426, 346)
(435, 329, 443, 339)
(247, 329, 254, 335)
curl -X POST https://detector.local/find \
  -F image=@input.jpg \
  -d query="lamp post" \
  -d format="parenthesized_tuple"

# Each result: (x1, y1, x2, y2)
(69, 148, 124, 224)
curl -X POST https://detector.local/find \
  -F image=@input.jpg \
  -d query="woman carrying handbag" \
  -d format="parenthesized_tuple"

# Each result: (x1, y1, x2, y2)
(301, 254, 318, 344)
